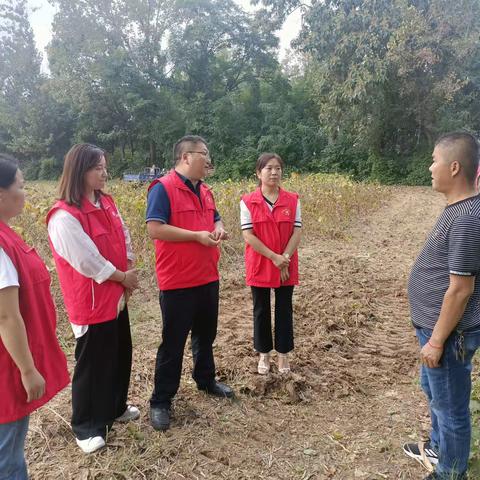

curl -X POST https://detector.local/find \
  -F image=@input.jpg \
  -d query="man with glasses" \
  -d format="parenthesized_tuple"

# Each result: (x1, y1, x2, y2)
(146, 135, 233, 431)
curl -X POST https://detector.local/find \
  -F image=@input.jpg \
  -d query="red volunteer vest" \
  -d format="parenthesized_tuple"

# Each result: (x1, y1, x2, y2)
(242, 187, 299, 288)
(46, 195, 128, 326)
(148, 171, 220, 290)
(0, 221, 69, 423)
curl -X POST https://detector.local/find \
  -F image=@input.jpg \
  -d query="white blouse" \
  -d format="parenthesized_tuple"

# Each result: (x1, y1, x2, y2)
(0, 248, 19, 290)
(48, 201, 134, 338)
(240, 199, 302, 230)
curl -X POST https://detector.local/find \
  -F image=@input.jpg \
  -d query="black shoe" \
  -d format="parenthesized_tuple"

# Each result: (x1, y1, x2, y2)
(403, 440, 438, 470)
(424, 473, 467, 480)
(150, 407, 170, 431)
(198, 381, 234, 398)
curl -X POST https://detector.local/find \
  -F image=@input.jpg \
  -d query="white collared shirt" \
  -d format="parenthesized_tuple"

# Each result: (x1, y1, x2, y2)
(48, 201, 134, 338)
(0, 248, 19, 289)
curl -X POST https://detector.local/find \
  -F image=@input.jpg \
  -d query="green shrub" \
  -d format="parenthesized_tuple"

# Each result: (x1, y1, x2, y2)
(405, 151, 432, 186)
(38, 157, 61, 180)
(22, 161, 40, 180)
(369, 153, 407, 185)
(309, 138, 370, 180)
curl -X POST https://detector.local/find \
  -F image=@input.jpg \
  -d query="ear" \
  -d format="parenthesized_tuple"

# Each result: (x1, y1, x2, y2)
(182, 152, 190, 165)
(451, 160, 461, 177)
(256, 170, 261, 179)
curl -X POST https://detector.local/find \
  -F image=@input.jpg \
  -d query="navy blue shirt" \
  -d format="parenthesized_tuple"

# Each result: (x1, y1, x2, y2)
(146, 171, 221, 224)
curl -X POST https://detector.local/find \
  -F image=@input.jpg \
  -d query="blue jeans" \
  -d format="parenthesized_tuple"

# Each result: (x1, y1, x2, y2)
(0, 416, 29, 480)
(417, 327, 480, 479)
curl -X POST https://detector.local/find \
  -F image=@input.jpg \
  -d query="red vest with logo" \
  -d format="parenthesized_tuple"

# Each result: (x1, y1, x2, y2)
(0, 221, 69, 423)
(242, 188, 299, 288)
(148, 171, 220, 290)
(46, 195, 127, 325)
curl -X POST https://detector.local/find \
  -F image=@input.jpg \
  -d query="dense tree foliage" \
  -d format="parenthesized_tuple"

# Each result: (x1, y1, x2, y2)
(1, 0, 479, 183)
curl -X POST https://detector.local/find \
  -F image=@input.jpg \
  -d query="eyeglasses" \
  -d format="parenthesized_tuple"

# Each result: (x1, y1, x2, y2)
(187, 151, 211, 160)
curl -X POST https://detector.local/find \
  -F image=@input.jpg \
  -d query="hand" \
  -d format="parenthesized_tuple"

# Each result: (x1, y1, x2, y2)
(125, 288, 132, 304)
(196, 231, 220, 247)
(280, 267, 290, 283)
(122, 269, 139, 290)
(21, 367, 45, 402)
(420, 341, 444, 368)
(211, 226, 229, 241)
(271, 253, 290, 269)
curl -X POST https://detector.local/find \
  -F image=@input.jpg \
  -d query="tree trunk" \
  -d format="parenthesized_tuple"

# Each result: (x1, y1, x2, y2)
(158, 150, 164, 168)
(149, 140, 156, 166)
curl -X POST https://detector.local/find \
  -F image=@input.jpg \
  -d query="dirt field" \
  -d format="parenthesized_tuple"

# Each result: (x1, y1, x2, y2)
(26, 186, 445, 479)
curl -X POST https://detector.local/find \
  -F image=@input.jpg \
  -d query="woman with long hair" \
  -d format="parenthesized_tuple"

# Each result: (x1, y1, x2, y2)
(0, 154, 69, 478)
(47, 144, 139, 454)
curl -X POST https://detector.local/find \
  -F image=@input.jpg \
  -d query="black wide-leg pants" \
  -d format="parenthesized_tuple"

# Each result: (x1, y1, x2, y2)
(251, 285, 294, 354)
(150, 281, 219, 409)
(71, 307, 132, 440)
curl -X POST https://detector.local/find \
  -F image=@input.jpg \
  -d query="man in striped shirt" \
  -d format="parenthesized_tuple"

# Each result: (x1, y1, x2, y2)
(403, 132, 480, 480)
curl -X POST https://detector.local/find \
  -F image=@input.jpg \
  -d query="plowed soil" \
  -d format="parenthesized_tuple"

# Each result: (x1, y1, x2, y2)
(27, 186, 445, 479)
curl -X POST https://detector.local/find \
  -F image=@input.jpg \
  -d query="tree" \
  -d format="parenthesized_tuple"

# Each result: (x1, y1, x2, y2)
(47, 0, 281, 173)
(257, 0, 480, 182)
(0, 0, 42, 159)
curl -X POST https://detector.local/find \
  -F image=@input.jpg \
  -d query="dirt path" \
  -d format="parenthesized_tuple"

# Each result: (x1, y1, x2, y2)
(214, 186, 444, 479)
(27, 186, 445, 480)
(214, 186, 445, 480)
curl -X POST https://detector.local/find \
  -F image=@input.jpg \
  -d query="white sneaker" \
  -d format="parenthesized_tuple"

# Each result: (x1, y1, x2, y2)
(76, 436, 105, 454)
(115, 405, 140, 422)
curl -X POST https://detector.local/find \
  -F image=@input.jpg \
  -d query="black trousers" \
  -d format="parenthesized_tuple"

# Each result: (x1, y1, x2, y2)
(71, 307, 132, 440)
(251, 286, 294, 354)
(150, 281, 219, 409)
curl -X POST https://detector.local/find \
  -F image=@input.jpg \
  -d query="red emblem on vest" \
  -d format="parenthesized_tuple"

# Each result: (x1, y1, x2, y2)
(282, 208, 291, 216)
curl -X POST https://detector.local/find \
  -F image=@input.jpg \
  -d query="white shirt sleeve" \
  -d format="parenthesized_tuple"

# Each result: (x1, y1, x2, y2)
(240, 199, 302, 229)
(240, 200, 253, 230)
(0, 248, 19, 289)
(295, 200, 302, 227)
(118, 210, 135, 262)
(47, 209, 116, 284)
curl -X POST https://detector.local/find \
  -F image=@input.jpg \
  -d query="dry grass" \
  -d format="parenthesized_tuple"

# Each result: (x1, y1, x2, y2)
(14, 175, 394, 479)
(16, 173, 385, 270)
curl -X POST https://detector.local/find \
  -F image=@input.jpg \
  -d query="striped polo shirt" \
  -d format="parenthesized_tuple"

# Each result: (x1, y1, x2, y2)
(408, 195, 480, 331)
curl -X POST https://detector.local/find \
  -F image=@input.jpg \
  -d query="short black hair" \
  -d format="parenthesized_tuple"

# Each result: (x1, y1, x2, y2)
(435, 131, 480, 184)
(173, 135, 207, 166)
(0, 153, 19, 188)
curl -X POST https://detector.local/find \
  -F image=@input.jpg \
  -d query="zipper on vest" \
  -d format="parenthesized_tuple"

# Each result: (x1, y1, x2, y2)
(91, 279, 95, 310)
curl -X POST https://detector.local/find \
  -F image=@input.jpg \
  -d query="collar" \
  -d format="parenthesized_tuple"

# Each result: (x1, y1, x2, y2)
(0, 220, 12, 235)
(173, 170, 202, 192)
(80, 194, 104, 213)
(250, 187, 288, 207)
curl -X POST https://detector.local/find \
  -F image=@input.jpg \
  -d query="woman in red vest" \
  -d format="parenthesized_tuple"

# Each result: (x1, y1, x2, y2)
(241, 153, 302, 375)
(0, 154, 69, 479)
(47, 144, 139, 454)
